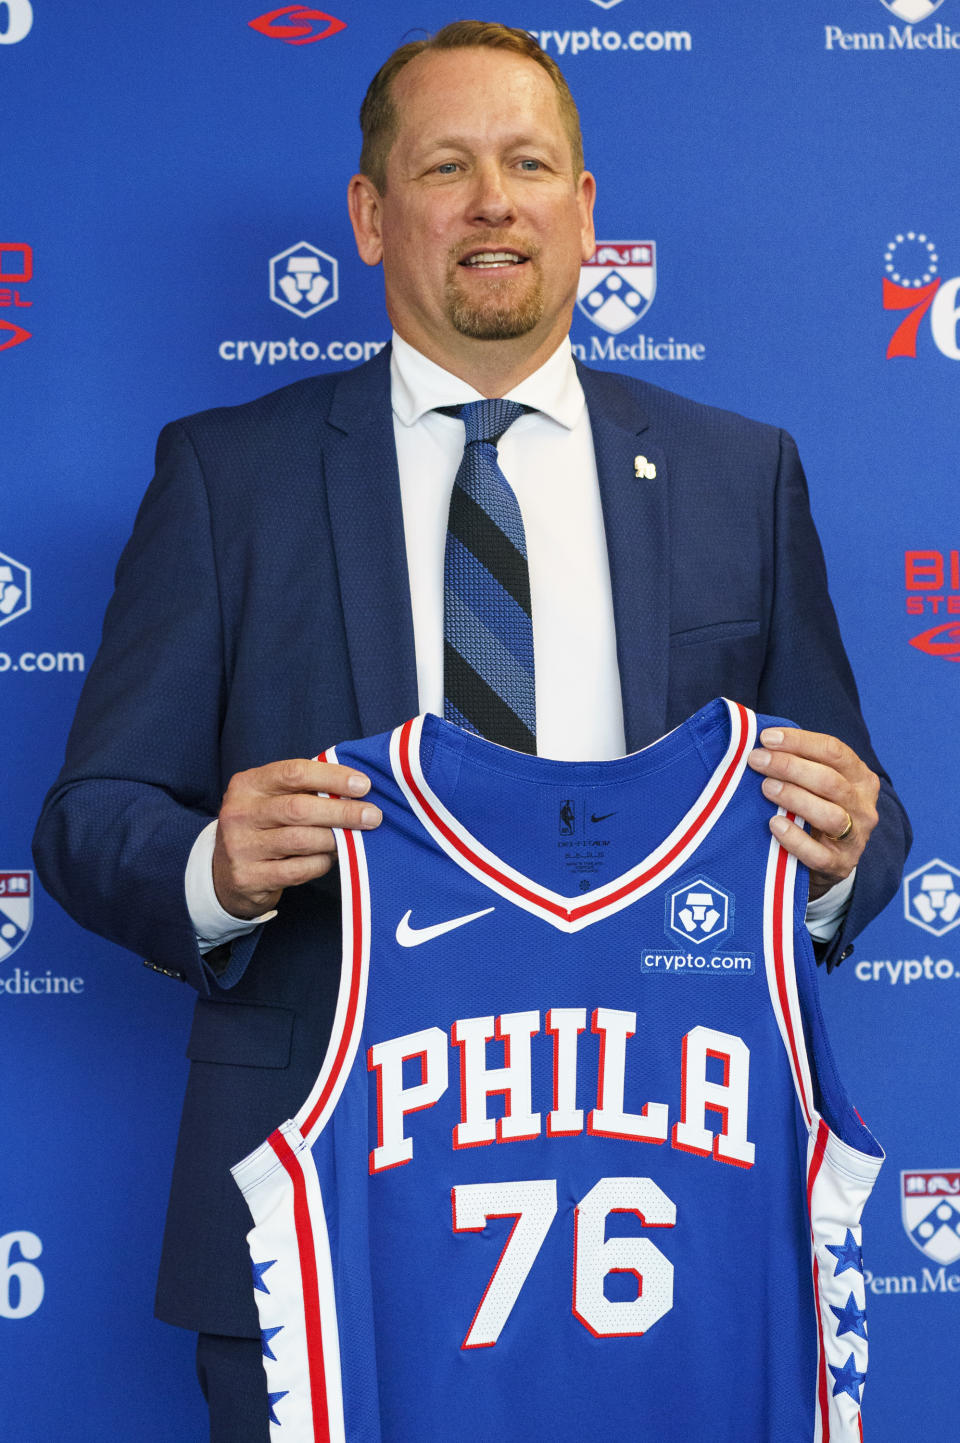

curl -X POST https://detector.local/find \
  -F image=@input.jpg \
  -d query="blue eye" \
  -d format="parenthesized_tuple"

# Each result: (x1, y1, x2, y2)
(518, 159, 541, 171)
(435, 162, 459, 175)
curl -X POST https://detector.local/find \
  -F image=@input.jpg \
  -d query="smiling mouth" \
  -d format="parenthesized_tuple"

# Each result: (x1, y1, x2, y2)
(459, 250, 529, 269)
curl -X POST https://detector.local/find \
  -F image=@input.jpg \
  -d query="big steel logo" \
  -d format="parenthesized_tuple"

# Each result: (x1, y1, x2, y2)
(883, 232, 960, 360)
(904, 550, 960, 660)
(248, 6, 345, 44)
(0, 244, 32, 354)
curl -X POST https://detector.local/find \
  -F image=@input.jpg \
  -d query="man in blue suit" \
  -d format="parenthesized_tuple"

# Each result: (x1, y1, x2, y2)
(34, 21, 909, 1440)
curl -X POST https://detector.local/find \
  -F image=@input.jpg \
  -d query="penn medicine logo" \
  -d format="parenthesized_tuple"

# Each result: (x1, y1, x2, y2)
(901, 1171, 960, 1264)
(666, 878, 732, 946)
(881, 0, 943, 19)
(577, 242, 656, 334)
(0, 872, 32, 963)
(903, 859, 960, 936)
(269, 241, 339, 318)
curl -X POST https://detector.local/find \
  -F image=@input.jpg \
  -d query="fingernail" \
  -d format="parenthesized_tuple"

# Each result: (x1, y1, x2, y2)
(763, 778, 783, 797)
(761, 729, 784, 746)
(360, 806, 381, 827)
(750, 749, 771, 767)
(347, 773, 370, 796)
(770, 815, 790, 837)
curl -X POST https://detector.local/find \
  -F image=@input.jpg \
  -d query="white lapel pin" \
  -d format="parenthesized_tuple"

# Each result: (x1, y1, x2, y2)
(634, 454, 657, 480)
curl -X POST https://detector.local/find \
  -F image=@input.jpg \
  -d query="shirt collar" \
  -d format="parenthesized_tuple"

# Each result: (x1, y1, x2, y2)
(390, 330, 584, 430)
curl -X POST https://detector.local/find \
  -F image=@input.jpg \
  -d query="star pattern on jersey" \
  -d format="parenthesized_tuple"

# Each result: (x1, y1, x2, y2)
(826, 1229, 863, 1276)
(261, 1324, 284, 1360)
(252, 1257, 277, 1293)
(829, 1352, 868, 1403)
(830, 1291, 868, 1340)
(268, 1390, 289, 1425)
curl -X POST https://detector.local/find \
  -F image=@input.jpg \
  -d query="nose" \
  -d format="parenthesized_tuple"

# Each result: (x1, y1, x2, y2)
(466, 161, 516, 228)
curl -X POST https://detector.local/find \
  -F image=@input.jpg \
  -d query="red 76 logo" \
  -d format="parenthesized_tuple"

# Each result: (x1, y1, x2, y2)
(883, 233, 960, 360)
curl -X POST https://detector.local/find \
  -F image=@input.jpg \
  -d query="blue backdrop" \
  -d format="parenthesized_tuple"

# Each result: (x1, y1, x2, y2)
(3, 0, 958, 1436)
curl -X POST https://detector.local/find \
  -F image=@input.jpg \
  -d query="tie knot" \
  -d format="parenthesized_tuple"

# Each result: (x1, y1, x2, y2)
(457, 398, 528, 446)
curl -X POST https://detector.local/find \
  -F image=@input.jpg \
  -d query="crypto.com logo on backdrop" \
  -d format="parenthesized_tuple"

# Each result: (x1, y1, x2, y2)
(0, 552, 31, 627)
(269, 242, 339, 318)
(883, 232, 960, 359)
(903, 859, 960, 936)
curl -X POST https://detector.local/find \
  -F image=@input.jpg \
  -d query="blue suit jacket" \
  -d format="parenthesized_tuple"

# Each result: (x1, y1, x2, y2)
(33, 348, 910, 1335)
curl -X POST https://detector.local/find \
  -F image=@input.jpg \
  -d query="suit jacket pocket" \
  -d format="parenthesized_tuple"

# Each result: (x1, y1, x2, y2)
(186, 998, 294, 1069)
(670, 619, 762, 648)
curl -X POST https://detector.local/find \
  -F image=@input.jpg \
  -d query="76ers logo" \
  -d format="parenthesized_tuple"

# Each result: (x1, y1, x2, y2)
(884, 232, 960, 359)
(577, 242, 656, 334)
(0, 871, 32, 962)
(901, 1170, 960, 1264)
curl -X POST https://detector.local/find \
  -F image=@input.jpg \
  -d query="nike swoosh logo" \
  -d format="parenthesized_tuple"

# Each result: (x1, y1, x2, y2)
(396, 906, 495, 948)
(590, 812, 616, 824)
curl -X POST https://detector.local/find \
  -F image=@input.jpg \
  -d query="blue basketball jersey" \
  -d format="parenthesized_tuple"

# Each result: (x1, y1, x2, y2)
(232, 698, 882, 1442)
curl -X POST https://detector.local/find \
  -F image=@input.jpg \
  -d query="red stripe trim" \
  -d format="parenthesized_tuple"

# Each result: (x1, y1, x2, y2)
(303, 825, 365, 1138)
(807, 1119, 831, 1443)
(399, 703, 750, 923)
(269, 1129, 331, 1443)
(771, 831, 812, 1127)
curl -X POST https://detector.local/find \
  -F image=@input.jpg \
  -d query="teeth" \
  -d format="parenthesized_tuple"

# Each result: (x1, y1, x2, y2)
(463, 251, 523, 267)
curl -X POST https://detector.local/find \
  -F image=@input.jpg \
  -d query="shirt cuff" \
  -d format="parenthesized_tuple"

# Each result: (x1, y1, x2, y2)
(804, 868, 856, 943)
(186, 819, 278, 952)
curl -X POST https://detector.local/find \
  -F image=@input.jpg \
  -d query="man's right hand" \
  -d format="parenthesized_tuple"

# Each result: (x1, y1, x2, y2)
(212, 759, 381, 919)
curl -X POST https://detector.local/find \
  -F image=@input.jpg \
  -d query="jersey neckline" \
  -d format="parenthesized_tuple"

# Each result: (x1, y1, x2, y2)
(390, 697, 757, 933)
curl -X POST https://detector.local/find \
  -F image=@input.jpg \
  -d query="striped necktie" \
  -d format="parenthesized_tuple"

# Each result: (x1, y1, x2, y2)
(441, 398, 536, 753)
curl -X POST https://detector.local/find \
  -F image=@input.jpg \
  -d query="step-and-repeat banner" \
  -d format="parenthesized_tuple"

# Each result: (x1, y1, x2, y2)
(3, 2, 957, 1437)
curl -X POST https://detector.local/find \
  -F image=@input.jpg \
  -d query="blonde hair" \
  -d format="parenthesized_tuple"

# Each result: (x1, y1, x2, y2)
(358, 20, 584, 192)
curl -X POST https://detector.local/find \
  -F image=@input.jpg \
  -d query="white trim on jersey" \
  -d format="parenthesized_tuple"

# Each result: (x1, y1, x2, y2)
(762, 818, 883, 1443)
(230, 744, 372, 1443)
(763, 820, 816, 1127)
(391, 698, 757, 933)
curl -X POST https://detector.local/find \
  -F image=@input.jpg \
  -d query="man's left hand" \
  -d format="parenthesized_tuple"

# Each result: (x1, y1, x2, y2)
(747, 727, 880, 900)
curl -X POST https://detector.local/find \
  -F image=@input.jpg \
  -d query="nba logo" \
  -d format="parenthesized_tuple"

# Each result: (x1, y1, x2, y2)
(577, 242, 657, 334)
(0, 870, 33, 962)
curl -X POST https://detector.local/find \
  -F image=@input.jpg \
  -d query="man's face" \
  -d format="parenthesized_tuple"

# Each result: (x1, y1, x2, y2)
(351, 47, 595, 371)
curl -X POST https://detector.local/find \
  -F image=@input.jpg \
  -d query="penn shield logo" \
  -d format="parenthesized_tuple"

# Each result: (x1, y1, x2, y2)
(901, 1171, 960, 1265)
(248, 7, 346, 44)
(577, 242, 656, 334)
(0, 872, 33, 963)
(880, 0, 944, 20)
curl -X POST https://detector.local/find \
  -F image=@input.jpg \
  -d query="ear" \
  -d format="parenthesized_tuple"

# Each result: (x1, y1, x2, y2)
(578, 170, 597, 263)
(348, 173, 385, 267)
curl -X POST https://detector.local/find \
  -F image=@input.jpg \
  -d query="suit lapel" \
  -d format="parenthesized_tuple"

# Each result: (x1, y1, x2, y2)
(577, 364, 670, 750)
(321, 352, 670, 749)
(324, 347, 420, 737)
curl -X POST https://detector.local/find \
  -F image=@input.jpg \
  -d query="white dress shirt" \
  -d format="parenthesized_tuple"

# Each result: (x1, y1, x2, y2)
(187, 333, 851, 947)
